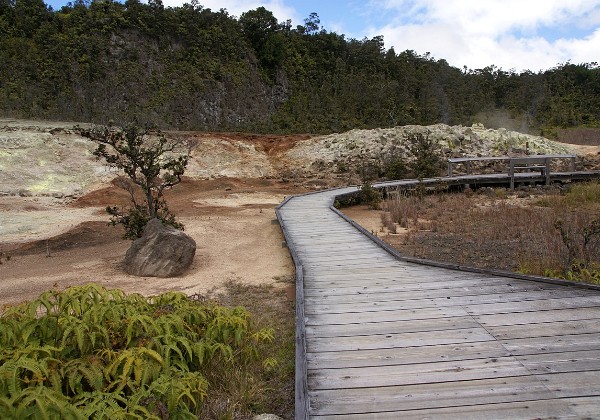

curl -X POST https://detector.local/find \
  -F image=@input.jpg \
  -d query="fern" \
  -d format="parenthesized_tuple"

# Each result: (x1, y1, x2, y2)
(59, 316, 109, 356)
(0, 317, 20, 347)
(12, 386, 82, 420)
(61, 358, 104, 395)
(146, 370, 208, 415)
(154, 313, 187, 336)
(106, 348, 164, 392)
(124, 314, 159, 347)
(151, 334, 194, 369)
(0, 283, 279, 418)
(74, 391, 157, 420)
(0, 395, 15, 418)
(0, 357, 49, 396)
(149, 291, 189, 307)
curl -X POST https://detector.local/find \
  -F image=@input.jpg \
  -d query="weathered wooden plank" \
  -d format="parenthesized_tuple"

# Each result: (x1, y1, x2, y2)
(563, 396, 600, 418)
(303, 258, 395, 268)
(539, 371, 600, 397)
(485, 318, 600, 340)
(462, 295, 600, 315)
(305, 305, 469, 325)
(518, 349, 600, 374)
(305, 315, 479, 338)
(299, 251, 388, 259)
(474, 306, 600, 326)
(301, 271, 563, 288)
(304, 289, 593, 315)
(307, 356, 531, 390)
(306, 340, 511, 369)
(305, 263, 408, 274)
(310, 399, 577, 419)
(501, 332, 600, 355)
(306, 327, 494, 352)
(296, 246, 383, 255)
(307, 283, 553, 305)
(302, 276, 533, 294)
(309, 376, 554, 416)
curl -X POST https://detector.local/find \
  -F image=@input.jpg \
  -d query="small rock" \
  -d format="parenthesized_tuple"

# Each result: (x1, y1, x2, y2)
(252, 415, 283, 420)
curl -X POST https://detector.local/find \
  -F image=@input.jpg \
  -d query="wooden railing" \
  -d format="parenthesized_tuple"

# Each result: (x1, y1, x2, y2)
(447, 154, 577, 189)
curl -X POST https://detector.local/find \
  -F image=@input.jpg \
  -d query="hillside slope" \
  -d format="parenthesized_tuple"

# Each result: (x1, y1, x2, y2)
(0, 119, 581, 199)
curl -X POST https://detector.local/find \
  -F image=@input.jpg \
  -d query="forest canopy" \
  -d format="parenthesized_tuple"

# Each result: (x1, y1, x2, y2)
(0, 0, 599, 135)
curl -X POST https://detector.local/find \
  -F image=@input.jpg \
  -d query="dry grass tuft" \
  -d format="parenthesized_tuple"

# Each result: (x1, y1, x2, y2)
(200, 280, 295, 419)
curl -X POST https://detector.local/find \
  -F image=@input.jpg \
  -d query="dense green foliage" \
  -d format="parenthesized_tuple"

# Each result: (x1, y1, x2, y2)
(78, 125, 188, 239)
(406, 132, 443, 179)
(1, 0, 599, 133)
(0, 284, 276, 418)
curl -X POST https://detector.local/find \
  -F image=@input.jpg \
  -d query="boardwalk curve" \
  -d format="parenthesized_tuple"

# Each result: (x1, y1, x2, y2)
(277, 179, 600, 419)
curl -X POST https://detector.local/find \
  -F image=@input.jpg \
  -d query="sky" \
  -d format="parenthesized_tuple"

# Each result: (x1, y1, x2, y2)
(44, 0, 600, 72)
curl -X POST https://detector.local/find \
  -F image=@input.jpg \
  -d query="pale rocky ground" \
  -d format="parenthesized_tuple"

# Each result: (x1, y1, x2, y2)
(0, 118, 594, 306)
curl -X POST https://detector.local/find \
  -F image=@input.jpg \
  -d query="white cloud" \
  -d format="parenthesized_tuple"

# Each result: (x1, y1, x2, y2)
(367, 0, 600, 70)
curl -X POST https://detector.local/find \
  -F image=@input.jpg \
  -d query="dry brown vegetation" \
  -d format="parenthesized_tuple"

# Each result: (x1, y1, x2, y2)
(557, 128, 600, 145)
(352, 182, 600, 284)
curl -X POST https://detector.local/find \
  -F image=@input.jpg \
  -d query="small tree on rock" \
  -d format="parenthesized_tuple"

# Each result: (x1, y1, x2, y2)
(78, 125, 190, 239)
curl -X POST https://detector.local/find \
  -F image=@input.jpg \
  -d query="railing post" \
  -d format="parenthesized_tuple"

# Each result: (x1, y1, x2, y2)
(545, 158, 551, 185)
(509, 159, 515, 190)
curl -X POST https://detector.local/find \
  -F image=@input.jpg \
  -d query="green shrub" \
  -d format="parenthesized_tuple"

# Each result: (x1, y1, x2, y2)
(542, 261, 600, 284)
(384, 158, 408, 180)
(565, 182, 600, 206)
(0, 284, 274, 418)
(360, 183, 383, 209)
(407, 132, 443, 178)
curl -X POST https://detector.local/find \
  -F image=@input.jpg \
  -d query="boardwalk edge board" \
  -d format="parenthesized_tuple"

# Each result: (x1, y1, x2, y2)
(275, 195, 310, 420)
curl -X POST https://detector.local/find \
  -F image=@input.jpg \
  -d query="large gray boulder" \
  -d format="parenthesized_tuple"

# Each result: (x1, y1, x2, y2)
(124, 218, 196, 277)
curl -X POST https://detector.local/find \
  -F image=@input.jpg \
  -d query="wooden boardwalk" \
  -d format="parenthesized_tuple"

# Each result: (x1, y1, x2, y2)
(277, 183, 600, 419)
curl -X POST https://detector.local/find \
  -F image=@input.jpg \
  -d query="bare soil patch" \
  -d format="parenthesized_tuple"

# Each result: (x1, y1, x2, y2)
(0, 177, 304, 307)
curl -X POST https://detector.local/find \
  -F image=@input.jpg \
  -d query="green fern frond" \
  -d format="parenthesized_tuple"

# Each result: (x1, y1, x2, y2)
(73, 391, 136, 419)
(11, 345, 61, 361)
(12, 385, 82, 420)
(106, 348, 163, 392)
(124, 315, 159, 347)
(150, 291, 188, 307)
(146, 370, 208, 414)
(61, 358, 104, 395)
(0, 356, 50, 396)
(253, 327, 275, 343)
(154, 314, 186, 336)
(0, 395, 16, 418)
(0, 318, 21, 347)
